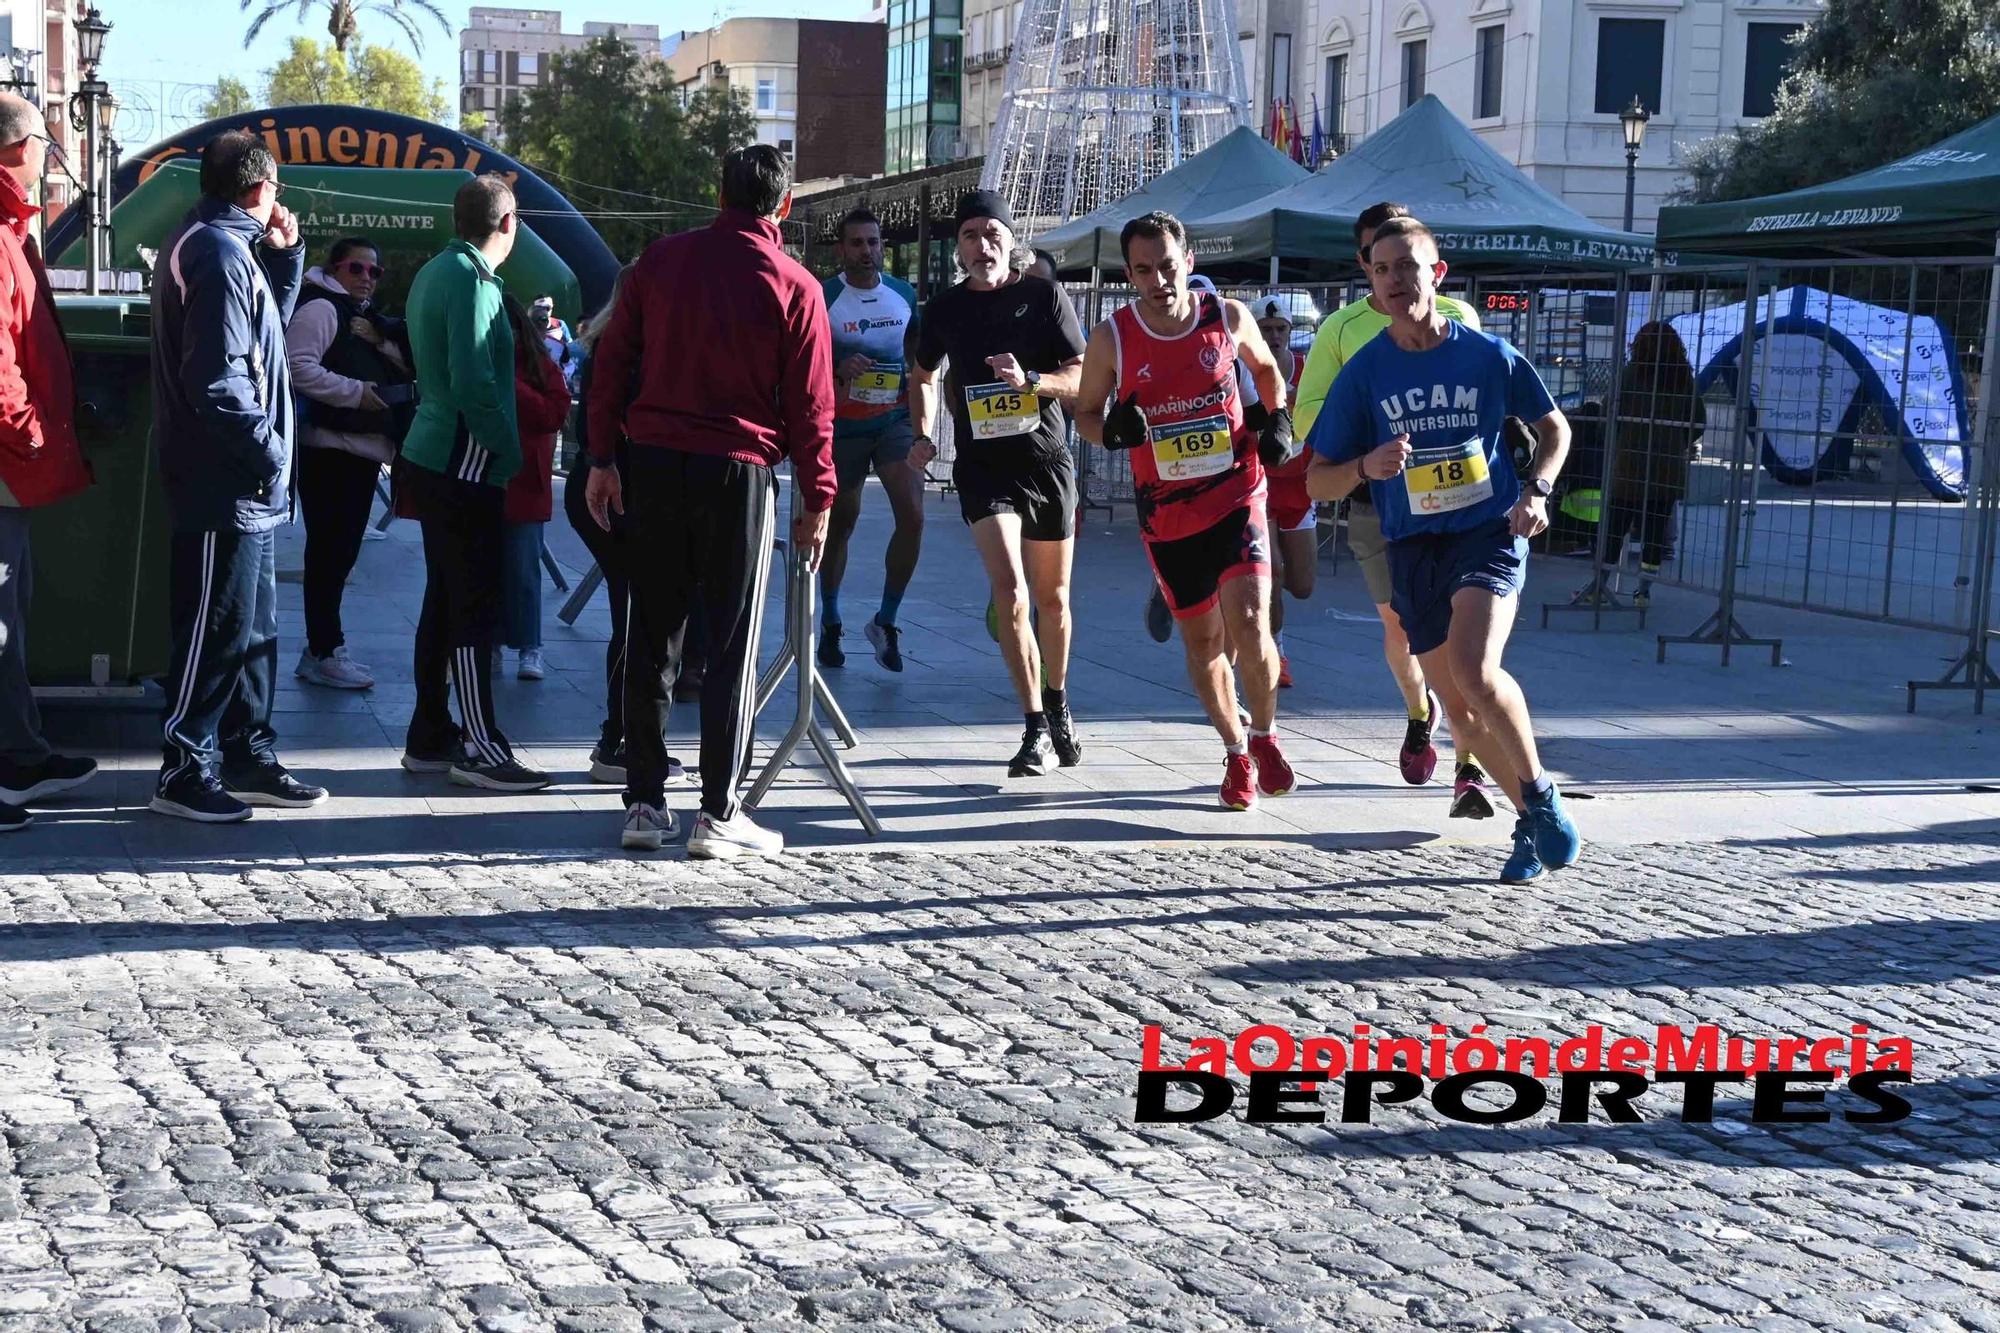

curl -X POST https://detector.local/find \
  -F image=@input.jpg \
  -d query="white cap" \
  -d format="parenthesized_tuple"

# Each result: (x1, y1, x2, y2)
(1251, 295, 1290, 323)
(1187, 274, 1219, 295)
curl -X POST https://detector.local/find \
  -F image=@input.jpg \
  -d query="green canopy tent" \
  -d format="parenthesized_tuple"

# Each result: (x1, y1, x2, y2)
(1656, 111, 2000, 257)
(1031, 126, 1310, 272)
(1184, 96, 1668, 278)
(52, 161, 582, 323)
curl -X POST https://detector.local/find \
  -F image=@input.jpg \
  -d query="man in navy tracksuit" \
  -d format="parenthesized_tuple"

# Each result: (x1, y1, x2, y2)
(149, 130, 328, 822)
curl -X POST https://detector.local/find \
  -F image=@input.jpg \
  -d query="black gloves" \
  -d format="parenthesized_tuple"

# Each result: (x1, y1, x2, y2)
(1250, 403, 1296, 468)
(1103, 392, 1150, 452)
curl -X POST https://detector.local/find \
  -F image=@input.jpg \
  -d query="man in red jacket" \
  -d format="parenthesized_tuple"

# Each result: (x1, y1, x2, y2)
(585, 144, 835, 859)
(0, 93, 97, 833)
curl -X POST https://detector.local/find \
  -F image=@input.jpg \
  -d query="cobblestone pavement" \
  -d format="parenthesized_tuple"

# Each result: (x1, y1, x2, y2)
(3, 830, 1998, 1332)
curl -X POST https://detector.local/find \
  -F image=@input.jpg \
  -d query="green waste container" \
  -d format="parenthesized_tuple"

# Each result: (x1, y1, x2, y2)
(26, 296, 170, 691)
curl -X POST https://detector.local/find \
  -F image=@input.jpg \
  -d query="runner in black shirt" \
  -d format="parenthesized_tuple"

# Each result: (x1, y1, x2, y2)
(910, 190, 1087, 778)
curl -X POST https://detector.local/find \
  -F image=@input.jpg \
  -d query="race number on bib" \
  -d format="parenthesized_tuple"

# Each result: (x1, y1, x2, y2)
(1404, 436, 1494, 514)
(965, 382, 1039, 440)
(850, 366, 904, 406)
(1149, 413, 1233, 481)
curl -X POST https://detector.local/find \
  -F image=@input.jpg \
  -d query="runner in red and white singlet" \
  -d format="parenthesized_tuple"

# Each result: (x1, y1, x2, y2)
(1077, 211, 1302, 812)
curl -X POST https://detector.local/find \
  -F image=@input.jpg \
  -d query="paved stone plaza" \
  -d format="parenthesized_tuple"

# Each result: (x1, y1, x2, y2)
(5, 482, 2000, 1330)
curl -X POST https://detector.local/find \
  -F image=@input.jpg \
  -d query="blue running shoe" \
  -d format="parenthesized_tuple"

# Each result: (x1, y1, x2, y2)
(1500, 817, 1543, 883)
(1526, 784, 1583, 869)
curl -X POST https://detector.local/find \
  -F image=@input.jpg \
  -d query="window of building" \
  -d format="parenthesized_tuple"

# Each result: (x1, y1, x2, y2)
(1474, 24, 1503, 119)
(1324, 53, 1346, 142)
(1743, 22, 1803, 117)
(778, 137, 794, 155)
(1240, 36, 1256, 100)
(757, 78, 775, 112)
(519, 52, 538, 78)
(1594, 18, 1664, 115)
(1401, 39, 1426, 109)
(1271, 33, 1292, 104)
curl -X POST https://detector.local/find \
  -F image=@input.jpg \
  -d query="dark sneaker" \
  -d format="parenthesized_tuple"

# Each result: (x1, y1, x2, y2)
(150, 773, 252, 824)
(1399, 691, 1439, 785)
(1046, 707, 1083, 768)
(817, 624, 846, 669)
(0, 753, 98, 804)
(402, 737, 468, 774)
(1500, 817, 1544, 883)
(1008, 729, 1053, 778)
(0, 801, 29, 833)
(1144, 585, 1173, 643)
(864, 618, 904, 671)
(449, 759, 553, 792)
(1450, 762, 1496, 819)
(223, 765, 329, 809)
(589, 744, 683, 786)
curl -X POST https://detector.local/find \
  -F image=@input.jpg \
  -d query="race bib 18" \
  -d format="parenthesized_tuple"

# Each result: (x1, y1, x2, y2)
(1404, 436, 1495, 514)
(1148, 413, 1234, 481)
(965, 382, 1039, 440)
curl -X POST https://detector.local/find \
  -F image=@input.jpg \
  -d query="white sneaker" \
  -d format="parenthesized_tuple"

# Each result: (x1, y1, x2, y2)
(295, 646, 374, 690)
(620, 802, 678, 851)
(517, 648, 546, 681)
(686, 809, 783, 860)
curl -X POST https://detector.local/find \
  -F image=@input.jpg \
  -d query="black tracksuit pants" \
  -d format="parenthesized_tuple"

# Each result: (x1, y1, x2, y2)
(298, 445, 385, 659)
(160, 527, 279, 785)
(400, 461, 513, 765)
(621, 446, 775, 818)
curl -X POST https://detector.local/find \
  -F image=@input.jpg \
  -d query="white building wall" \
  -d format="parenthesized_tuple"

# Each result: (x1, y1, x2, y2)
(1241, 0, 1823, 231)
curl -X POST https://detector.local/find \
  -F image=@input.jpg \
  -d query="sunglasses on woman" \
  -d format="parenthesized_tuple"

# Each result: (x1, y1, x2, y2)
(338, 260, 384, 280)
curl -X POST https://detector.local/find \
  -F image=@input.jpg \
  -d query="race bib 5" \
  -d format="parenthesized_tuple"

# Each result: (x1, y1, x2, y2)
(850, 365, 904, 406)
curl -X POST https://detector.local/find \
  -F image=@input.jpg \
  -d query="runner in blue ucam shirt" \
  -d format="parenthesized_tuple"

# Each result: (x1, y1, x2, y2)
(1305, 216, 1582, 886)
(819, 206, 924, 672)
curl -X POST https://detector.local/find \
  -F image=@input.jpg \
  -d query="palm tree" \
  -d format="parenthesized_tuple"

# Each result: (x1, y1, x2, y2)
(239, 0, 451, 56)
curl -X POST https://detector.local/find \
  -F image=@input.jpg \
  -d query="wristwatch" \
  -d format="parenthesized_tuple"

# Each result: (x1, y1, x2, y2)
(1023, 368, 1043, 393)
(1527, 477, 1554, 498)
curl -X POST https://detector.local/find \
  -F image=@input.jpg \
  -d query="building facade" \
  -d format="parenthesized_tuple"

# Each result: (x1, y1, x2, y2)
(960, 0, 1024, 159)
(664, 18, 885, 184)
(1235, 0, 1823, 230)
(460, 7, 662, 141)
(885, 0, 965, 175)
(0, 0, 84, 229)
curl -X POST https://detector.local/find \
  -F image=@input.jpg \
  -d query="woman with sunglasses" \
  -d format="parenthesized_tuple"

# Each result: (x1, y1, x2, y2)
(285, 236, 415, 690)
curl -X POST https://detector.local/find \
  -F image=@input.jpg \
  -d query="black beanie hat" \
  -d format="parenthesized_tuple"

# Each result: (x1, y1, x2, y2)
(954, 189, 1015, 233)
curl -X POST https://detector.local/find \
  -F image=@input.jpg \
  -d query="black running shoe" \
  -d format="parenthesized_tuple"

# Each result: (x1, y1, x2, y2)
(223, 764, 329, 809)
(150, 773, 252, 823)
(864, 619, 904, 672)
(0, 801, 29, 833)
(450, 758, 553, 792)
(1046, 707, 1083, 767)
(1008, 729, 1053, 778)
(817, 623, 846, 669)
(0, 753, 97, 804)
(402, 736, 468, 774)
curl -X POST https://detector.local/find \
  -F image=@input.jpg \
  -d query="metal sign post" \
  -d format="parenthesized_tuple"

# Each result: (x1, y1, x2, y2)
(743, 483, 880, 835)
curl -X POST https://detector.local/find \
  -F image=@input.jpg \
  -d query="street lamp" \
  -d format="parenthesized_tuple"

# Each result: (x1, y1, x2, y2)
(71, 7, 113, 294)
(1620, 94, 1651, 233)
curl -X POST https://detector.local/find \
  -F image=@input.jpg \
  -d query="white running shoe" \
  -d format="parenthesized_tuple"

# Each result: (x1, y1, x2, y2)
(686, 809, 783, 860)
(517, 648, 547, 681)
(295, 646, 375, 690)
(620, 803, 678, 850)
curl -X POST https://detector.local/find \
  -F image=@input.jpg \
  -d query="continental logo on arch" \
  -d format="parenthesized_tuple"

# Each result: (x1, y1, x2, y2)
(138, 114, 520, 189)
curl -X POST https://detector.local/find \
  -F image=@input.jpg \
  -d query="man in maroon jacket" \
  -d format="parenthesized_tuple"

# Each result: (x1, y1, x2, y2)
(0, 93, 97, 833)
(585, 144, 835, 859)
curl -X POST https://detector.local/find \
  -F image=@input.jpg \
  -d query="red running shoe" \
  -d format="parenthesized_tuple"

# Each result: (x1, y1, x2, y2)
(1247, 733, 1295, 797)
(1220, 752, 1257, 810)
(1277, 655, 1294, 688)
(1399, 690, 1440, 786)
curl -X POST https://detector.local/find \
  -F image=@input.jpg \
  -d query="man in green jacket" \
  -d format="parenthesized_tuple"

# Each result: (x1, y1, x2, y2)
(396, 175, 549, 791)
